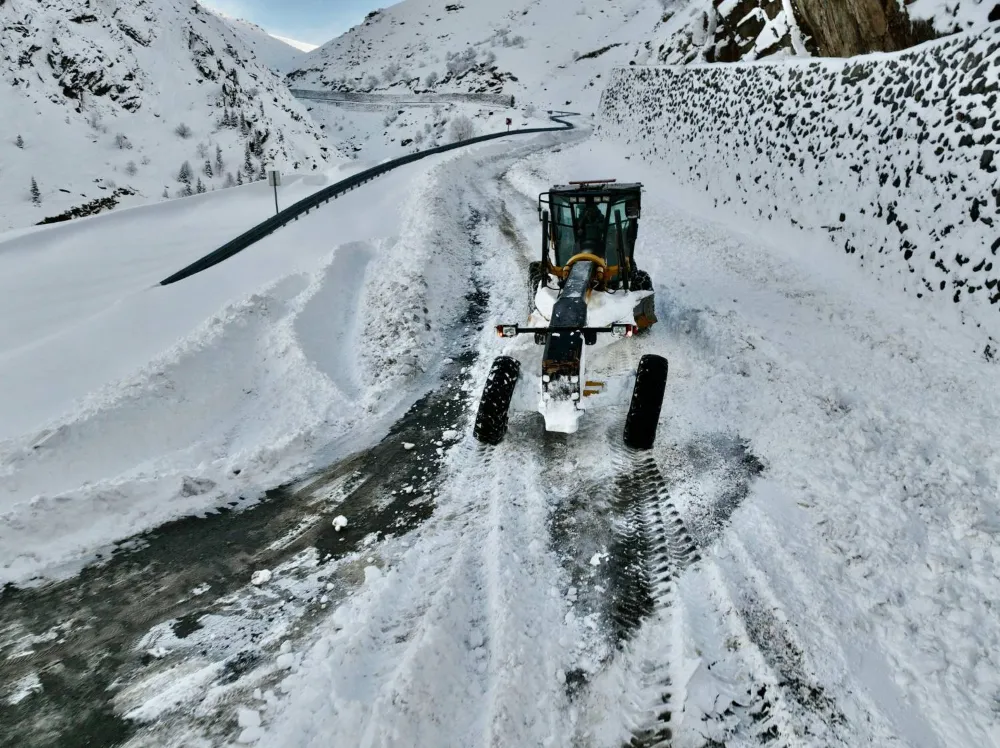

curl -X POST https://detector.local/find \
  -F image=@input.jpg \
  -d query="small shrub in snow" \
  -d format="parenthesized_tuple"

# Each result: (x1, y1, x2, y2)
(87, 111, 102, 130)
(141, 155, 151, 165)
(125, 160, 138, 176)
(179, 183, 193, 197)
(178, 160, 193, 183)
(15, 134, 24, 148)
(424, 71, 439, 88)
(365, 74, 380, 90)
(382, 61, 402, 82)
(162, 187, 169, 199)
(383, 112, 398, 128)
(224, 172, 235, 188)
(448, 115, 475, 143)
(446, 47, 478, 76)
(413, 131, 425, 145)
(114, 133, 132, 150)
(30, 177, 40, 206)
(175, 122, 193, 139)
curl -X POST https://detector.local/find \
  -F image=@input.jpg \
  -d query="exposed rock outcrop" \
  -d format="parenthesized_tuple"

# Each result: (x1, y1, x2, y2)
(793, 0, 936, 57)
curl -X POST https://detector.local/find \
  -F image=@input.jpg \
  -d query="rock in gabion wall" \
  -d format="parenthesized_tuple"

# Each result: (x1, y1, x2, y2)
(600, 26, 1000, 343)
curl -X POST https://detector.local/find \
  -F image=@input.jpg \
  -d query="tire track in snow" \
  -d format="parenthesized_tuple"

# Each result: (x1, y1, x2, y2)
(611, 447, 700, 748)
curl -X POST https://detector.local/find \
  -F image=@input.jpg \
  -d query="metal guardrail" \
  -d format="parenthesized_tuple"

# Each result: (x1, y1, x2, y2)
(160, 111, 577, 285)
(290, 89, 514, 107)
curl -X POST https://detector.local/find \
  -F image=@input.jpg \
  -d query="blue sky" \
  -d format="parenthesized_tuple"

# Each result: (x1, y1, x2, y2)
(204, 0, 393, 47)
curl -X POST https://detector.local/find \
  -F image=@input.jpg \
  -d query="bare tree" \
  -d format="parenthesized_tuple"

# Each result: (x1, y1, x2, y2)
(448, 114, 475, 143)
(114, 133, 132, 150)
(174, 122, 193, 139)
(125, 160, 138, 176)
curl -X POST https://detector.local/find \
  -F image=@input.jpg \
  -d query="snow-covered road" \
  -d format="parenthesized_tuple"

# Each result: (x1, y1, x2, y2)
(2, 134, 999, 747)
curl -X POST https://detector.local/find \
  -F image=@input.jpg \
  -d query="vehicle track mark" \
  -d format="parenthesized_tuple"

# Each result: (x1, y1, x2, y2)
(613, 449, 700, 748)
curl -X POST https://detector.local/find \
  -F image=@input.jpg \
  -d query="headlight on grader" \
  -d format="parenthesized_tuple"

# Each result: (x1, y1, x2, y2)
(611, 323, 637, 339)
(496, 325, 519, 338)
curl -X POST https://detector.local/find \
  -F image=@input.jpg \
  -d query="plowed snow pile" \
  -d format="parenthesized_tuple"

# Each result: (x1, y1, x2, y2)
(0, 146, 494, 585)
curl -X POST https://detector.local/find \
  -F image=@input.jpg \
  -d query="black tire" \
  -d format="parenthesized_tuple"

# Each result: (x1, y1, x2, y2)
(631, 269, 653, 291)
(624, 354, 668, 450)
(473, 356, 521, 445)
(528, 261, 545, 313)
(630, 268, 657, 330)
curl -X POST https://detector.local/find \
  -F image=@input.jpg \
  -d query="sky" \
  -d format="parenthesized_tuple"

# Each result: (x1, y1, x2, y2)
(203, 0, 393, 48)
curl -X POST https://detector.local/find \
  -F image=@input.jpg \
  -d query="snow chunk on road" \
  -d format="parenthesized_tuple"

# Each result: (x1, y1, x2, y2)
(237, 708, 262, 728)
(250, 570, 272, 586)
(364, 565, 383, 584)
(442, 429, 459, 441)
(403, 442, 416, 450)
(332, 515, 348, 532)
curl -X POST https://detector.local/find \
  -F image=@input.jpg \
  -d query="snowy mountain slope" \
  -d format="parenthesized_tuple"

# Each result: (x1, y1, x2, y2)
(287, 0, 998, 102)
(599, 25, 1000, 348)
(287, 0, 667, 112)
(271, 35, 319, 54)
(203, 8, 307, 72)
(0, 0, 338, 232)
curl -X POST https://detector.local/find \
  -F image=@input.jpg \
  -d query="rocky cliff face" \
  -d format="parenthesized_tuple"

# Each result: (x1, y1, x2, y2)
(654, 0, 997, 64)
(793, 0, 936, 58)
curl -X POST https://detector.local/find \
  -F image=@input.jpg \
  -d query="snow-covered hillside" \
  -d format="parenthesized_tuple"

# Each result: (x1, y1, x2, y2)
(287, 0, 998, 105)
(288, 0, 666, 112)
(599, 24, 1000, 350)
(0, 0, 338, 232)
(204, 9, 308, 72)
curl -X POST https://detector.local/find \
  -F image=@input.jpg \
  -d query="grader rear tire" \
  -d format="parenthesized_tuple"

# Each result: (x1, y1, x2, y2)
(624, 354, 668, 450)
(473, 356, 521, 445)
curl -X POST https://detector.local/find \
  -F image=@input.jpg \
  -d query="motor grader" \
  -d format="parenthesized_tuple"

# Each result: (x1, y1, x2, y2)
(473, 180, 667, 449)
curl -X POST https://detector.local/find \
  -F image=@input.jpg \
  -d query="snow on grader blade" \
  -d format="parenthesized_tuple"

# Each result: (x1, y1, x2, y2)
(473, 180, 667, 449)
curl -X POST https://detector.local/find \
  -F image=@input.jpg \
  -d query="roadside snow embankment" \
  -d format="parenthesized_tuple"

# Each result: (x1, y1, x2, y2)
(0, 144, 489, 586)
(599, 26, 1000, 348)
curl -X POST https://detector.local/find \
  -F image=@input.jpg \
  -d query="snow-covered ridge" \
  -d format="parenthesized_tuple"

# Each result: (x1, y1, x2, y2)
(201, 7, 308, 71)
(0, 0, 336, 231)
(599, 26, 1000, 350)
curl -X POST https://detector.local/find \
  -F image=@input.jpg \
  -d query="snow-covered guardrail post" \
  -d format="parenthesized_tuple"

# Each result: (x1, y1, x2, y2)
(267, 164, 281, 216)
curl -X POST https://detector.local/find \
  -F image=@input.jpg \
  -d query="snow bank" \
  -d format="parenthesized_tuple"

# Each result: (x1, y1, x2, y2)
(0, 138, 509, 585)
(599, 26, 1000, 346)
